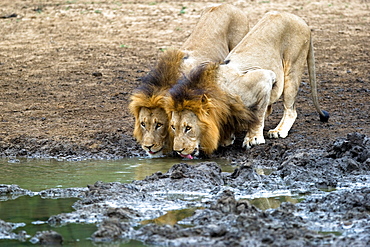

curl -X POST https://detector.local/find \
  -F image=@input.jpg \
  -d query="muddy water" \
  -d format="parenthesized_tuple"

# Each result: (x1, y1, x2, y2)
(0, 157, 232, 191)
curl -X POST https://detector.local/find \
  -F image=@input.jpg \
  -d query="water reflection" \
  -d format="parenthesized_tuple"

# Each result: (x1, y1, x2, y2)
(0, 157, 230, 191)
(141, 208, 199, 226)
(0, 195, 77, 224)
(248, 196, 299, 210)
(140, 196, 300, 228)
(0, 195, 96, 246)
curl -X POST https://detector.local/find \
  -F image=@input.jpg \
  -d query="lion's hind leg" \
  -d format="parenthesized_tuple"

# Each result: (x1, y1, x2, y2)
(268, 61, 303, 139)
(268, 105, 297, 139)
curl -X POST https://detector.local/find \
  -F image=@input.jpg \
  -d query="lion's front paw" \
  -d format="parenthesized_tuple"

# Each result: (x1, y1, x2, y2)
(268, 129, 288, 139)
(243, 135, 265, 149)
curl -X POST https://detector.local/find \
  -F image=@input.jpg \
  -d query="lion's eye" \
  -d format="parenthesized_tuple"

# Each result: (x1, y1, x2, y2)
(171, 125, 175, 131)
(140, 122, 146, 128)
(155, 123, 163, 129)
(185, 126, 192, 133)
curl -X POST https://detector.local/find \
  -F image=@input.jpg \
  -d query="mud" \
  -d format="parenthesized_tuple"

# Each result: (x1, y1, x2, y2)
(2, 133, 369, 246)
(0, 0, 369, 246)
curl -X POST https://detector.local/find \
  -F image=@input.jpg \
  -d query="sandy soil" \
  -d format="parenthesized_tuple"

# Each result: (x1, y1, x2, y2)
(0, 0, 369, 159)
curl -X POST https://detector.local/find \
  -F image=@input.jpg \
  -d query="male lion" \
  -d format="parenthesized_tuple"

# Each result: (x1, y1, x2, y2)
(166, 11, 329, 158)
(129, 4, 250, 157)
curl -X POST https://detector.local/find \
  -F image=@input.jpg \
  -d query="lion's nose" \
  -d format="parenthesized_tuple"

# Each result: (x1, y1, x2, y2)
(144, 144, 154, 150)
(173, 148, 185, 154)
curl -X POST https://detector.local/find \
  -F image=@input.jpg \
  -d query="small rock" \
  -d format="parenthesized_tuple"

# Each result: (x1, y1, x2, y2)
(92, 72, 103, 77)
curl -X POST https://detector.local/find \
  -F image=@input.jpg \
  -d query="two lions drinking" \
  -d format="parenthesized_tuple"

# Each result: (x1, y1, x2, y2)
(130, 4, 329, 159)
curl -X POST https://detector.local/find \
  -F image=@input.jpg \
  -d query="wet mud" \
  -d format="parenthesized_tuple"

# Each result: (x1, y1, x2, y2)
(1, 133, 369, 246)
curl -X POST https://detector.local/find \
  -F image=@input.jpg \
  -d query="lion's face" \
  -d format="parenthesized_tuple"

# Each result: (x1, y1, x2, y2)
(137, 107, 169, 157)
(170, 110, 201, 159)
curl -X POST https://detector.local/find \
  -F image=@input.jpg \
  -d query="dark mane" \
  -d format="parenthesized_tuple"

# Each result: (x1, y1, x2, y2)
(134, 49, 185, 97)
(168, 63, 217, 108)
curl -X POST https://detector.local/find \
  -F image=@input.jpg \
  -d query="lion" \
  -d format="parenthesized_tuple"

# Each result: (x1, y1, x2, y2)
(129, 4, 250, 157)
(166, 11, 329, 158)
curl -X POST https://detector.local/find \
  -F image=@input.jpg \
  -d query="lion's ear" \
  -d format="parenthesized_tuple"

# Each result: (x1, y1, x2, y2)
(201, 94, 211, 115)
(201, 94, 209, 104)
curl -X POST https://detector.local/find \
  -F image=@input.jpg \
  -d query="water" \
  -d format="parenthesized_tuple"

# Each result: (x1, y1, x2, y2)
(0, 157, 232, 191)
(0, 196, 100, 246)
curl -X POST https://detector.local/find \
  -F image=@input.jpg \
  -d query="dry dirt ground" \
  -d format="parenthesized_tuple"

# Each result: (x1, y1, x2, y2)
(0, 0, 369, 159)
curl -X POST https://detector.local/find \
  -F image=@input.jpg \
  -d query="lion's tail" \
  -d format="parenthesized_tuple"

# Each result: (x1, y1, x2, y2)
(307, 36, 329, 122)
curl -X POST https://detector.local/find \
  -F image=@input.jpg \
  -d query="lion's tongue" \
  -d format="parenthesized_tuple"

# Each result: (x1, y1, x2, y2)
(180, 154, 193, 159)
